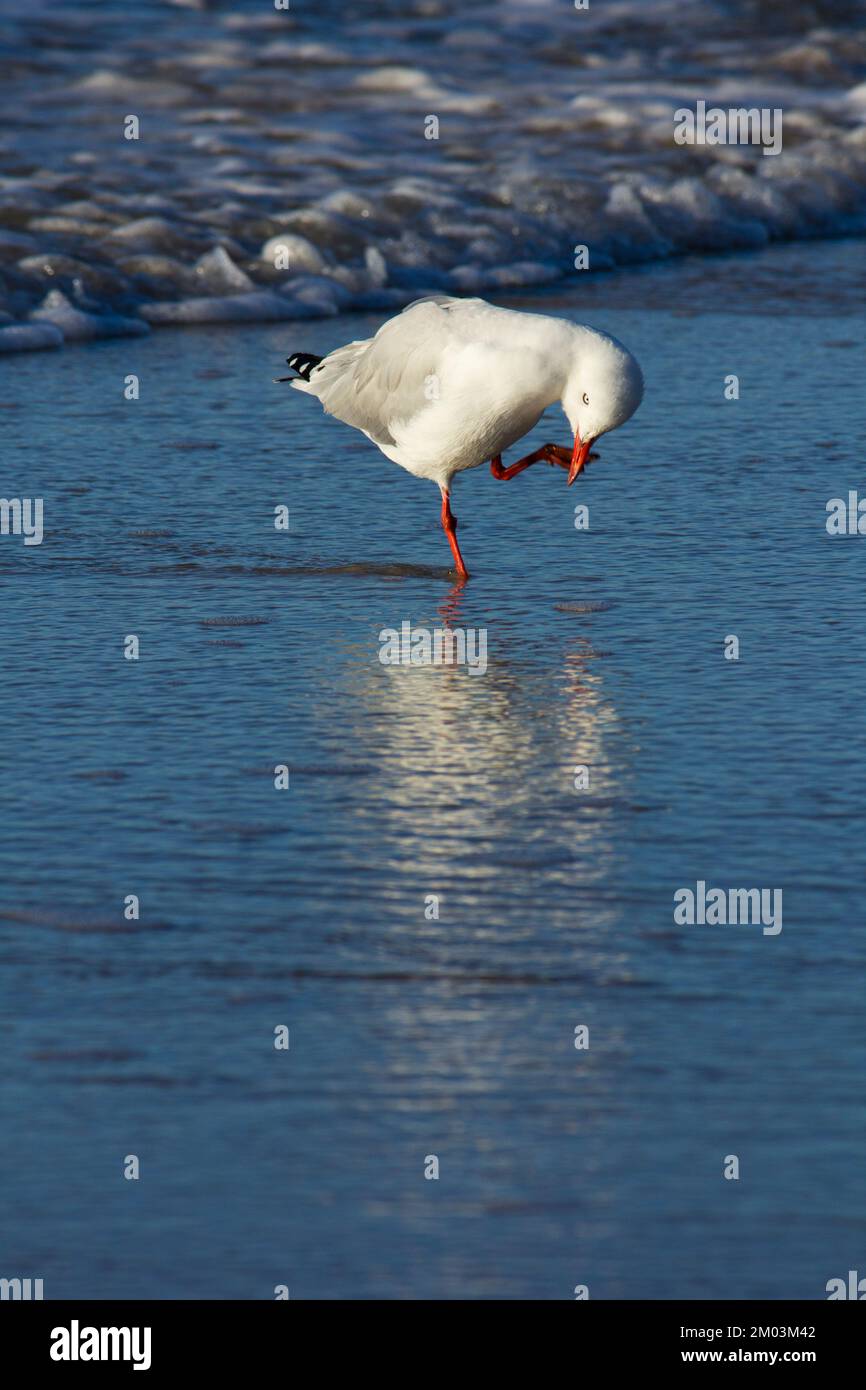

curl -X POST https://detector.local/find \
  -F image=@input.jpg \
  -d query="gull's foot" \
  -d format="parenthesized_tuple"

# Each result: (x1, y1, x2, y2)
(543, 443, 573, 470)
(544, 443, 600, 470)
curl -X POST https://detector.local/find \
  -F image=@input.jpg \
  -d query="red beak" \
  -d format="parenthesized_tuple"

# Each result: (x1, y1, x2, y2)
(567, 434, 593, 486)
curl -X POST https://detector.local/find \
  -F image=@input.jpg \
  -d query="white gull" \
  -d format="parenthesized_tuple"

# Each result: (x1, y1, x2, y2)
(280, 295, 644, 579)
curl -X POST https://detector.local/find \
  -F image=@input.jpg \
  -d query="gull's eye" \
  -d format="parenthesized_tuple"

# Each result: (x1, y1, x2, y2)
(582, 392, 590, 406)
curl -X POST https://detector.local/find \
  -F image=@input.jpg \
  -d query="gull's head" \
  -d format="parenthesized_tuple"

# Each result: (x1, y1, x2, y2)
(561, 330, 644, 485)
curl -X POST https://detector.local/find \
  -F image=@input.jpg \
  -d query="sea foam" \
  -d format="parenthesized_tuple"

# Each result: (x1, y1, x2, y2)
(0, 0, 864, 351)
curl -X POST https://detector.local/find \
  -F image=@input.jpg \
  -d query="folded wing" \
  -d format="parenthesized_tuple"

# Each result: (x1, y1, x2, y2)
(293, 297, 473, 447)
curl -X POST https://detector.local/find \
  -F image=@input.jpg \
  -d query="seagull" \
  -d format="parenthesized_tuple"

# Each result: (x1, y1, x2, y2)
(279, 295, 643, 579)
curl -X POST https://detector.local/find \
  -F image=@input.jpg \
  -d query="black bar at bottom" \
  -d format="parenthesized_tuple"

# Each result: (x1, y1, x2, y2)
(0, 1299, 861, 1374)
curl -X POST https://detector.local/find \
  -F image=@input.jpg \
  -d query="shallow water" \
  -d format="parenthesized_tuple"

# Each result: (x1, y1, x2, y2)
(1, 238, 864, 1298)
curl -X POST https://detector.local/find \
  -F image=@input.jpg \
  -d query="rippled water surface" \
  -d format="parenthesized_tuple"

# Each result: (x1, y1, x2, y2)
(1, 238, 864, 1298)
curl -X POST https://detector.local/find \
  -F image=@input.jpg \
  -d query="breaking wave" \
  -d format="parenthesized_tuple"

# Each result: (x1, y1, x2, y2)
(1, 0, 865, 351)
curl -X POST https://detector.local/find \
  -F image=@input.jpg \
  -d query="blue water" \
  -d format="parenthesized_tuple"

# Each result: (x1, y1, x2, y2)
(1, 239, 864, 1299)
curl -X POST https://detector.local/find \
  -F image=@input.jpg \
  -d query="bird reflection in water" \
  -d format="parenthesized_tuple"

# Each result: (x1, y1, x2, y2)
(437, 577, 469, 629)
(343, 605, 631, 922)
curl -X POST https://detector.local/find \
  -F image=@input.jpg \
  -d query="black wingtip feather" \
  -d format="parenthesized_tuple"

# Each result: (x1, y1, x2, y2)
(281, 351, 323, 383)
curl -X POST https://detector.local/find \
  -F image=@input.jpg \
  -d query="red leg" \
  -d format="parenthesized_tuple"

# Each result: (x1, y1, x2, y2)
(490, 443, 570, 479)
(490, 442, 596, 479)
(439, 487, 470, 579)
(490, 446, 549, 480)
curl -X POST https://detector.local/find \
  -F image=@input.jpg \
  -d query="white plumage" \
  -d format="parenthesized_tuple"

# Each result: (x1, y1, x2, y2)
(283, 295, 644, 578)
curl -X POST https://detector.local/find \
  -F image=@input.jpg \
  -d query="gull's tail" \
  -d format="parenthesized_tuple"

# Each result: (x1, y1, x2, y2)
(274, 352, 323, 385)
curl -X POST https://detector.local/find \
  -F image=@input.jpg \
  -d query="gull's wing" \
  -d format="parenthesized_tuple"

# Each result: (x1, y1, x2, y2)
(295, 297, 483, 446)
